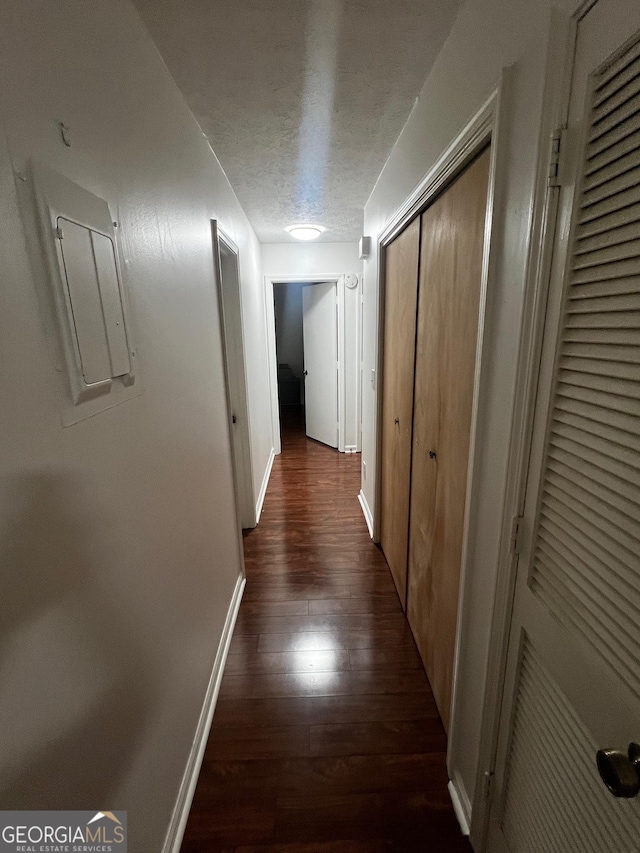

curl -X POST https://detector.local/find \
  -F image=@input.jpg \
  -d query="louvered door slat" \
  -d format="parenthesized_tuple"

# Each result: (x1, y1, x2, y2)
(580, 182, 640, 223)
(551, 421, 640, 477)
(592, 73, 640, 124)
(542, 487, 639, 574)
(555, 395, 640, 441)
(575, 215, 640, 253)
(547, 464, 640, 539)
(548, 442, 640, 505)
(539, 523, 640, 614)
(587, 110, 640, 161)
(582, 164, 640, 209)
(557, 380, 640, 416)
(562, 341, 640, 364)
(554, 406, 640, 451)
(534, 567, 637, 692)
(586, 127, 640, 177)
(576, 201, 640, 240)
(529, 23, 640, 713)
(571, 257, 640, 284)
(548, 456, 639, 522)
(560, 353, 640, 380)
(502, 642, 640, 853)
(495, 15, 640, 852)
(558, 369, 637, 399)
(590, 92, 640, 143)
(596, 31, 640, 90)
(550, 429, 639, 488)
(572, 239, 640, 270)
(583, 148, 640, 193)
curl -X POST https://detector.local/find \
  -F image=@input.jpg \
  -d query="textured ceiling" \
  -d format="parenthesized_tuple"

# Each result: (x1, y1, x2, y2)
(133, 0, 462, 242)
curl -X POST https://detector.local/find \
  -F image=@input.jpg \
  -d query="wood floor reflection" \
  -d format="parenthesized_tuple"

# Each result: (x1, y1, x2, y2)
(181, 408, 471, 852)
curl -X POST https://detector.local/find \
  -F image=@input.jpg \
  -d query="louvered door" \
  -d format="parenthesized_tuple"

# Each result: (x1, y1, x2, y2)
(487, 2, 640, 850)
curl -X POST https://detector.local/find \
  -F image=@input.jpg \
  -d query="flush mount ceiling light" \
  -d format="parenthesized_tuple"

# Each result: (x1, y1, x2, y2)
(285, 224, 326, 241)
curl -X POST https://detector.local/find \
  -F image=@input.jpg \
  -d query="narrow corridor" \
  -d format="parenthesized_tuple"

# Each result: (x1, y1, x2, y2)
(181, 410, 472, 851)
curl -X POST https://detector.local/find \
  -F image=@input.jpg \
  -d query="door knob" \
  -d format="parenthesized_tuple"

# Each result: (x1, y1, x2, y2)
(429, 450, 437, 459)
(303, 370, 308, 376)
(596, 743, 640, 798)
(394, 418, 399, 425)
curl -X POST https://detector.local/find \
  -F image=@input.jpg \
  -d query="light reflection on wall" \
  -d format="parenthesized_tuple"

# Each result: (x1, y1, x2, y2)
(295, 0, 343, 223)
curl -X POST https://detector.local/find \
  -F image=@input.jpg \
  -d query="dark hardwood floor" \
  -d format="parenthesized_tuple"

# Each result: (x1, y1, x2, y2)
(181, 408, 472, 852)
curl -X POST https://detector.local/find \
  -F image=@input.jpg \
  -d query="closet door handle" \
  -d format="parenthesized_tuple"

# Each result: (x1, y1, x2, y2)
(394, 418, 399, 425)
(429, 450, 437, 459)
(597, 743, 640, 798)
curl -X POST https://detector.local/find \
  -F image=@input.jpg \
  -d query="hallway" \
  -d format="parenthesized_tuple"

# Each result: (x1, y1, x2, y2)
(181, 411, 471, 851)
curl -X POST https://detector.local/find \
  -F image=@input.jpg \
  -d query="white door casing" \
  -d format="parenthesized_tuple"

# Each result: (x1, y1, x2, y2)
(487, 2, 640, 850)
(212, 223, 255, 529)
(302, 282, 339, 448)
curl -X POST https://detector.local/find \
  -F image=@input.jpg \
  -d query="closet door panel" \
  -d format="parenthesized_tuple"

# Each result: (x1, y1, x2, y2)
(380, 217, 420, 608)
(408, 147, 491, 731)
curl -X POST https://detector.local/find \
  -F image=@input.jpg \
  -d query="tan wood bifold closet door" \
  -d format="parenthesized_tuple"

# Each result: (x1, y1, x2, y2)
(408, 148, 491, 733)
(488, 1, 640, 849)
(380, 217, 420, 608)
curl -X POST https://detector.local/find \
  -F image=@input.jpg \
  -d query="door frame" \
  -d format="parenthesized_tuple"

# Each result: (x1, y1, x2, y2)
(212, 222, 256, 530)
(469, 2, 599, 849)
(373, 83, 505, 828)
(264, 274, 361, 454)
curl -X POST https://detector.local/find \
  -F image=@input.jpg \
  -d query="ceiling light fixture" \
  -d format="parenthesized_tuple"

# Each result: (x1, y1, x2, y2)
(285, 224, 326, 241)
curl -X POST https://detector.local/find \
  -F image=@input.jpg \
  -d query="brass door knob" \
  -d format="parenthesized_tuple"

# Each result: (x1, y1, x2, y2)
(596, 743, 640, 798)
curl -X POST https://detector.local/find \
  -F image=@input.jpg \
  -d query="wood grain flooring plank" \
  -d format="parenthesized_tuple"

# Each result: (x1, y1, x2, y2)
(211, 693, 438, 729)
(256, 627, 415, 654)
(309, 596, 401, 615)
(309, 719, 447, 757)
(240, 600, 310, 617)
(349, 647, 424, 671)
(228, 634, 260, 655)
(224, 649, 351, 676)
(235, 612, 410, 636)
(244, 583, 353, 601)
(233, 841, 394, 852)
(181, 410, 469, 852)
(205, 725, 310, 760)
(249, 670, 432, 699)
(273, 792, 468, 847)
(218, 673, 254, 699)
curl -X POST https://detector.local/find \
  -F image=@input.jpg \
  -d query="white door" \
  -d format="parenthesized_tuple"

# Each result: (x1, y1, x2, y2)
(487, 3, 640, 850)
(302, 282, 338, 448)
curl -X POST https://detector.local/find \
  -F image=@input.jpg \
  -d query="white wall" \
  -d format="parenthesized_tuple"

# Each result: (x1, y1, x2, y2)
(0, 1, 270, 849)
(262, 243, 363, 451)
(360, 0, 577, 828)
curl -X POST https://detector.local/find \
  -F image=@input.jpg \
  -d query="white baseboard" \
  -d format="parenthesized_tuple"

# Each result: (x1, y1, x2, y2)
(255, 447, 275, 523)
(162, 573, 246, 853)
(344, 445, 357, 454)
(448, 778, 471, 836)
(357, 489, 374, 539)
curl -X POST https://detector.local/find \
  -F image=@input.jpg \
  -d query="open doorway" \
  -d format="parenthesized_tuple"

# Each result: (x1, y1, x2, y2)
(212, 222, 255, 529)
(273, 280, 339, 449)
(267, 274, 361, 456)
